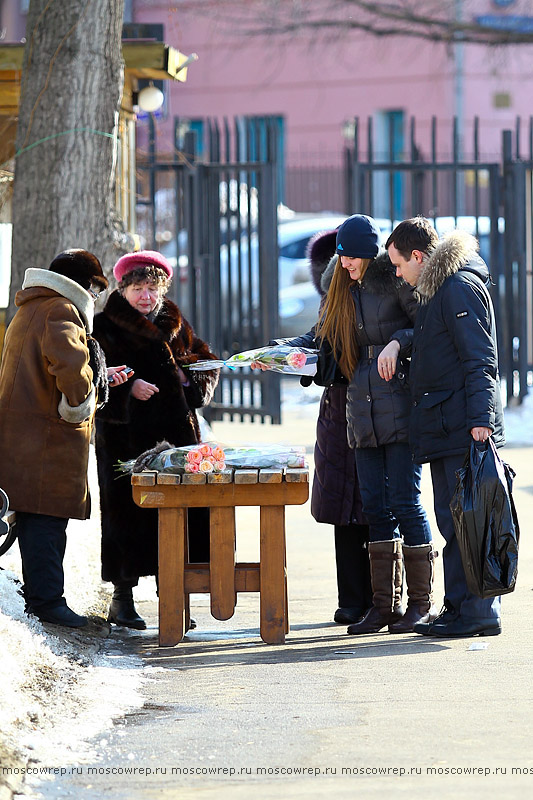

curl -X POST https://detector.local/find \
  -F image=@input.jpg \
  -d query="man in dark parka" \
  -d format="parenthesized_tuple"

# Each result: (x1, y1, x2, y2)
(387, 217, 504, 638)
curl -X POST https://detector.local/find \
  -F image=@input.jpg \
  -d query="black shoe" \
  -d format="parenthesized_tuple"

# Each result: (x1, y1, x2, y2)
(413, 603, 456, 636)
(431, 615, 502, 638)
(108, 598, 146, 630)
(30, 605, 88, 628)
(334, 606, 369, 625)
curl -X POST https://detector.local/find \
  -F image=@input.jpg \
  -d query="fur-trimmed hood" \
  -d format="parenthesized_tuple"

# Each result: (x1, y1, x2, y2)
(19, 267, 94, 332)
(307, 230, 337, 295)
(416, 230, 489, 302)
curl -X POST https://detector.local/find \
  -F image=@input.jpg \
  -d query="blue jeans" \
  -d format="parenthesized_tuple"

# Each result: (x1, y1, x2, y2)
(354, 443, 432, 546)
(430, 454, 501, 620)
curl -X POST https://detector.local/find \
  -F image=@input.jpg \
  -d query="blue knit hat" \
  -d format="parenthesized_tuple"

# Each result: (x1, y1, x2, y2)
(336, 214, 380, 258)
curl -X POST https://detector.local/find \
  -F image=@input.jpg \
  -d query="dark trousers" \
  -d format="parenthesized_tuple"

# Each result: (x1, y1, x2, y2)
(430, 454, 501, 619)
(355, 443, 432, 545)
(16, 511, 69, 611)
(334, 523, 372, 610)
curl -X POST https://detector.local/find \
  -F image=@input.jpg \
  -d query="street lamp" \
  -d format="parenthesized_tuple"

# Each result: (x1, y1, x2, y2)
(138, 82, 164, 113)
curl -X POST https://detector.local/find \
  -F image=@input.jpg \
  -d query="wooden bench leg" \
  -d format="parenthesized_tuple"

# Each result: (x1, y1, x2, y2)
(260, 505, 286, 645)
(209, 506, 236, 620)
(284, 531, 290, 635)
(158, 507, 186, 646)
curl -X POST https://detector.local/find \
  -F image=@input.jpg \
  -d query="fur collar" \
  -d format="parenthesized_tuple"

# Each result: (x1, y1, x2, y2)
(22, 268, 94, 331)
(100, 290, 186, 344)
(359, 252, 403, 295)
(416, 230, 480, 302)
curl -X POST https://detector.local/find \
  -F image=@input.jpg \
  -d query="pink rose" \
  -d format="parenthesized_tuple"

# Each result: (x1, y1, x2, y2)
(286, 351, 307, 369)
(213, 460, 226, 472)
(212, 446, 225, 461)
(185, 462, 200, 473)
(199, 444, 213, 457)
(186, 449, 202, 463)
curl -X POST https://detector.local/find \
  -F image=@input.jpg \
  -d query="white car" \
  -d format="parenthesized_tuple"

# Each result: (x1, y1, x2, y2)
(277, 215, 347, 289)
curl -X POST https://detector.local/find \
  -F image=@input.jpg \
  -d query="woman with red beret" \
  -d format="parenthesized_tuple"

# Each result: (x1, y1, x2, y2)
(92, 250, 219, 630)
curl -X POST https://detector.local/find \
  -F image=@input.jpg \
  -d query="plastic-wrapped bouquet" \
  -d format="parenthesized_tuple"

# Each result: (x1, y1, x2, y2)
(116, 442, 226, 476)
(116, 441, 307, 475)
(185, 345, 318, 376)
(221, 444, 306, 469)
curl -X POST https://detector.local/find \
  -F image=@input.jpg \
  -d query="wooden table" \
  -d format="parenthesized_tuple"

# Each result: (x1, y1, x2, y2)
(132, 467, 309, 646)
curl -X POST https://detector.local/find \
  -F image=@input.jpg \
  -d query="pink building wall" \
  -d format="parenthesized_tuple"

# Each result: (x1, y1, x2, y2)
(132, 0, 533, 163)
(2, 1, 532, 163)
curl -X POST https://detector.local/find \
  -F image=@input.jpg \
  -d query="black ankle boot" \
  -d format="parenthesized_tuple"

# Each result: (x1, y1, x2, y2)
(108, 584, 146, 630)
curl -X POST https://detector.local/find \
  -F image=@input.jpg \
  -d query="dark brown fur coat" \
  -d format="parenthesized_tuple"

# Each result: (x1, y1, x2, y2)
(93, 291, 219, 581)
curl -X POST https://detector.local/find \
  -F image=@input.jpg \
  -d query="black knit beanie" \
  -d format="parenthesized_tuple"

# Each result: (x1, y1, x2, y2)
(49, 249, 109, 292)
(336, 215, 380, 258)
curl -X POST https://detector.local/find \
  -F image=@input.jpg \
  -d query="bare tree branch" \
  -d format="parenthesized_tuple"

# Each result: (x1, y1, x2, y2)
(173, 0, 533, 46)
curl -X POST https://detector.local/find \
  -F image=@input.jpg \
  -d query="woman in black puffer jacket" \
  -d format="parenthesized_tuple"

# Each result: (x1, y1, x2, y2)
(316, 215, 436, 636)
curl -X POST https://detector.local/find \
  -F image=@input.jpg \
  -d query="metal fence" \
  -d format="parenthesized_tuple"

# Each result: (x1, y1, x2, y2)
(136, 115, 281, 423)
(345, 116, 533, 406)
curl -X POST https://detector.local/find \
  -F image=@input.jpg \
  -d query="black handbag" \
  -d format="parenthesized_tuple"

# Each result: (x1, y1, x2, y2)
(450, 438, 519, 598)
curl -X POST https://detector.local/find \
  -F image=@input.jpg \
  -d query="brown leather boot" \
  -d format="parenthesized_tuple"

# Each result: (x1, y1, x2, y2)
(389, 543, 438, 633)
(347, 540, 403, 634)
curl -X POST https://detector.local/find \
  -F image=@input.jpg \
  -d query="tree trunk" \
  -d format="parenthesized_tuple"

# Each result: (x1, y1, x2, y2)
(9, 0, 129, 319)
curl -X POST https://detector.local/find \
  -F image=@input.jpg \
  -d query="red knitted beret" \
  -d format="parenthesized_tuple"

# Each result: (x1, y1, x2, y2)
(113, 250, 173, 282)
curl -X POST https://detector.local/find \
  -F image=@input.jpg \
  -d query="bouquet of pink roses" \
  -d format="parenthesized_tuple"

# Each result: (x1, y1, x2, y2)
(116, 442, 226, 476)
(186, 345, 318, 376)
(116, 441, 307, 475)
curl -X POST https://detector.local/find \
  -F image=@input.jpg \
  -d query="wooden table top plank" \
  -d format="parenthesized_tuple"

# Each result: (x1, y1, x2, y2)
(131, 471, 157, 486)
(234, 469, 259, 484)
(207, 470, 234, 484)
(156, 473, 181, 485)
(182, 472, 207, 485)
(284, 468, 309, 483)
(259, 468, 283, 483)
(133, 480, 308, 508)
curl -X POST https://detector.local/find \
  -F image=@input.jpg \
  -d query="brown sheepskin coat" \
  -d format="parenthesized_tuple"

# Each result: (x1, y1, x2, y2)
(0, 269, 96, 519)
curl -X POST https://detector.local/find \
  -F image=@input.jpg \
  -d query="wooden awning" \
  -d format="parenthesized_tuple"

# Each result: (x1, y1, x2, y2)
(0, 40, 192, 114)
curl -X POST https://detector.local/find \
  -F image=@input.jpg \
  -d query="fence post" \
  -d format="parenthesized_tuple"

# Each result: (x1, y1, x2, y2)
(502, 130, 528, 404)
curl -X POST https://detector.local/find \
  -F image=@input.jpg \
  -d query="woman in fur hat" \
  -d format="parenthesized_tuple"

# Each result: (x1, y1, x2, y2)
(93, 250, 219, 631)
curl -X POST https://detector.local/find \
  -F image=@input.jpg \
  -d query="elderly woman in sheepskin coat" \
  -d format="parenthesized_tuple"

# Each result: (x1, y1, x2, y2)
(93, 251, 219, 631)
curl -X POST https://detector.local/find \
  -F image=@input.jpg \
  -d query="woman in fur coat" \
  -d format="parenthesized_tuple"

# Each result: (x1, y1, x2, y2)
(315, 215, 436, 636)
(93, 250, 219, 630)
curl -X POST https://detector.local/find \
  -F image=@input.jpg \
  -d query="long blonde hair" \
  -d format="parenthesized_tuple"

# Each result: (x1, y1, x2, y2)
(315, 256, 371, 379)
